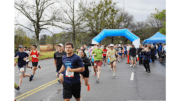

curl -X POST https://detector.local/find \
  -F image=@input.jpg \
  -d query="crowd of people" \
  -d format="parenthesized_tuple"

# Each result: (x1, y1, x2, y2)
(14, 42, 166, 101)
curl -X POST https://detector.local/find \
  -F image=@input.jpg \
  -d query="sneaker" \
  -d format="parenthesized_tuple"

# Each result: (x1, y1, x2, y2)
(94, 73, 97, 76)
(130, 65, 132, 67)
(29, 75, 33, 81)
(15, 86, 20, 91)
(38, 65, 41, 69)
(31, 67, 33, 69)
(96, 78, 99, 83)
(113, 73, 115, 77)
(134, 65, 137, 68)
(111, 68, 113, 70)
(109, 65, 111, 68)
(87, 84, 90, 91)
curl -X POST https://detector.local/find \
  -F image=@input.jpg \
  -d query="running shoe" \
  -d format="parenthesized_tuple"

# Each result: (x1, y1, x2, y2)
(96, 78, 99, 83)
(29, 75, 33, 81)
(94, 73, 97, 76)
(113, 73, 115, 77)
(30, 67, 33, 69)
(15, 86, 20, 91)
(58, 79, 61, 83)
(38, 65, 41, 69)
(130, 65, 132, 67)
(87, 84, 90, 91)
(109, 65, 111, 68)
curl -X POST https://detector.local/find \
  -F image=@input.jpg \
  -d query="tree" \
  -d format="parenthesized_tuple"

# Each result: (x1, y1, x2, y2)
(15, 27, 31, 53)
(40, 34, 47, 45)
(151, 9, 166, 35)
(14, 0, 58, 50)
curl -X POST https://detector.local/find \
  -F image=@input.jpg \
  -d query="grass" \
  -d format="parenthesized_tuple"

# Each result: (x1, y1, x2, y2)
(15, 51, 56, 62)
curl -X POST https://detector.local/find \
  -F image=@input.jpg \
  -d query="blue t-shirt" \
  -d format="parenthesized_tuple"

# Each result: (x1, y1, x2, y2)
(14, 52, 29, 67)
(62, 54, 84, 84)
(124, 46, 127, 51)
(158, 45, 162, 51)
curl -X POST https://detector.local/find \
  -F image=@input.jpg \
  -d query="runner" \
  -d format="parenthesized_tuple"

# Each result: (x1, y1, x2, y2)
(114, 45, 119, 63)
(91, 43, 103, 83)
(90, 49, 96, 76)
(29, 45, 41, 80)
(129, 45, 137, 67)
(107, 44, 117, 77)
(14, 45, 33, 90)
(102, 46, 107, 66)
(24, 47, 31, 69)
(150, 45, 155, 65)
(54, 43, 66, 83)
(85, 48, 90, 58)
(117, 44, 123, 61)
(79, 49, 91, 91)
(58, 42, 85, 101)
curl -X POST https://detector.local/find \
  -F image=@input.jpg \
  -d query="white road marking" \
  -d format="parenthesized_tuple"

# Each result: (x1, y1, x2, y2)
(130, 72, 134, 81)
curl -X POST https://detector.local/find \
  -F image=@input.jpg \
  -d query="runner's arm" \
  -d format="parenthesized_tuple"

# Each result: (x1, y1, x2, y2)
(37, 51, 42, 58)
(58, 65, 65, 74)
(67, 67, 85, 72)
(54, 59, 57, 67)
(84, 58, 91, 66)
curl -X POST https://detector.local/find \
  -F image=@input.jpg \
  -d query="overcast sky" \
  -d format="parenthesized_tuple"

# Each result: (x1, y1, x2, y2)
(14, 0, 166, 37)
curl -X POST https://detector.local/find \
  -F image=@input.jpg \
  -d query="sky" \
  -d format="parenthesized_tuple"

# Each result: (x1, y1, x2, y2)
(14, 0, 166, 37)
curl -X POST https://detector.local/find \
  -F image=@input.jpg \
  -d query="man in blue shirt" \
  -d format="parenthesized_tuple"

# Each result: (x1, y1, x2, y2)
(158, 43, 163, 61)
(58, 42, 84, 101)
(14, 45, 33, 91)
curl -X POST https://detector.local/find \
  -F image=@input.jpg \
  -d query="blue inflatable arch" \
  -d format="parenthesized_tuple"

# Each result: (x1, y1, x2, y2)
(92, 29, 140, 48)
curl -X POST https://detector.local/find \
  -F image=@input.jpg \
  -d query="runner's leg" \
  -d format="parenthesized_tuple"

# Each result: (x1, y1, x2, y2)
(113, 61, 116, 74)
(97, 66, 101, 79)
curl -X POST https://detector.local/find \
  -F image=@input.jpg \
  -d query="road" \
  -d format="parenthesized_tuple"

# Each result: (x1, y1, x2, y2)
(15, 57, 166, 101)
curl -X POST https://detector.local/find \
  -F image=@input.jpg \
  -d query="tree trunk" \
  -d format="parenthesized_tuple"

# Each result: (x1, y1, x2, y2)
(111, 37, 114, 43)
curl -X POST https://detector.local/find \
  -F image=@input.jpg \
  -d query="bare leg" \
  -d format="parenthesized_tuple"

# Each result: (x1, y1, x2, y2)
(84, 78, 89, 86)
(113, 61, 116, 74)
(32, 67, 38, 75)
(97, 66, 101, 79)
(19, 74, 23, 87)
(59, 74, 64, 85)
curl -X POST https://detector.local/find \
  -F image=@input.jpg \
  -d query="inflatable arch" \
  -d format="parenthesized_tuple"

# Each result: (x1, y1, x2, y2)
(92, 29, 140, 48)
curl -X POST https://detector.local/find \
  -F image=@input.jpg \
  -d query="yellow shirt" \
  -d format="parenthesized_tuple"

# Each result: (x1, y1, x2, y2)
(107, 49, 116, 62)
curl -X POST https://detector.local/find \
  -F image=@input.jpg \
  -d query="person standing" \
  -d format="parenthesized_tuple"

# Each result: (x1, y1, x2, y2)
(107, 44, 117, 77)
(129, 45, 137, 67)
(58, 42, 84, 101)
(91, 43, 103, 83)
(14, 45, 33, 90)
(29, 45, 41, 80)
(142, 46, 151, 73)
(150, 46, 155, 65)
(79, 50, 91, 91)
(137, 45, 143, 65)
(54, 43, 66, 83)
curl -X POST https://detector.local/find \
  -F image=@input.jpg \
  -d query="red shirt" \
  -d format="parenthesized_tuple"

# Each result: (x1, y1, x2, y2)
(30, 50, 39, 62)
(103, 49, 107, 56)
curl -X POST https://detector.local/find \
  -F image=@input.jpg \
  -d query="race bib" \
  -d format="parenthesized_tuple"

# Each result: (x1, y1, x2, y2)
(66, 70, 74, 77)
(111, 55, 115, 58)
(32, 55, 36, 58)
(20, 68, 24, 72)
(94, 63, 97, 66)
(104, 52, 106, 54)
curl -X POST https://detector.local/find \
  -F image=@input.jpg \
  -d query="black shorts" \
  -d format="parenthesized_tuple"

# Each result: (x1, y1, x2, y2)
(115, 55, 117, 58)
(32, 62, 38, 67)
(26, 62, 29, 65)
(63, 82, 81, 99)
(103, 56, 106, 59)
(80, 71, 89, 78)
(91, 62, 94, 66)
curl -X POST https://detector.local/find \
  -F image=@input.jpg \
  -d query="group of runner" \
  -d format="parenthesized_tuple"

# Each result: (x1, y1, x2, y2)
(14, 42, 166, 101)
(14, 45, 41, 91)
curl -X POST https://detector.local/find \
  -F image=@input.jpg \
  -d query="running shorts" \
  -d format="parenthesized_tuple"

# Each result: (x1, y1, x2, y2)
(118, 53, 122, 56)
(26, 62, 29, 65)
(91, 62, 94, 66)
(80, 71, 89, 78)
(32, 62, 38, 67)
(103, 56, 106, 59)
(63, 82, 81, 99)
(18, 65, 26, 74)
(110, 60, 116, 63)
(94, 61, 102, 67)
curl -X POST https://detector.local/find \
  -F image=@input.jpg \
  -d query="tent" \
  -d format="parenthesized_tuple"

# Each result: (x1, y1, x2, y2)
(92, 29, 140, 48)
(143, 32, 166, 44)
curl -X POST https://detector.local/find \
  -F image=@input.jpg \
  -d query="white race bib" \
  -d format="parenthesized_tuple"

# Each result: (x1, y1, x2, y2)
(111, 55, 115, 58)
(33, 55, 36, 58)
(94, 63, 97, 66)
(20, 68, 24, 72)
(66, 70, 74, 77)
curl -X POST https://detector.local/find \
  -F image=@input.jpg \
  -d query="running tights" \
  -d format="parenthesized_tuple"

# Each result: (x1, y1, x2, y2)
(143, 60, 150, 72)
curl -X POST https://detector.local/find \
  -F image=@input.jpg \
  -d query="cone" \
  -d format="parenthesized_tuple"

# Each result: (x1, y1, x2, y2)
(126, 55, 130, 64)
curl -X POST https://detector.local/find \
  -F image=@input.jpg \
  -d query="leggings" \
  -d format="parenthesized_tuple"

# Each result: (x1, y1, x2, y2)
(143, 60, 150, 72)
(151, 55, 155, 63)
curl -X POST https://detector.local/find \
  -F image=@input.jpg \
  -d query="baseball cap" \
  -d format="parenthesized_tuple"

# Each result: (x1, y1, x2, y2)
(19, 45, 23, 48)
(58, 43, 63, 47)
(110, 44, 114, 47)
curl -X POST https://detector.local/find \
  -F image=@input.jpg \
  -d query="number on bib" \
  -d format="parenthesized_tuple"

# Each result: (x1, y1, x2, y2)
(66, 70, 74, 77)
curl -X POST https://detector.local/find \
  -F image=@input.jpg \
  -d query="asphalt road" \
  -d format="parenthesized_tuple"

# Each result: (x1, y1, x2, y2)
(15, 57, 166, 101)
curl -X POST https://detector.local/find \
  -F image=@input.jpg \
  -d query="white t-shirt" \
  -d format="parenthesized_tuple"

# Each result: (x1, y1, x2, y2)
(24, 51, 30, 55)
(127, 46, 131, 51)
